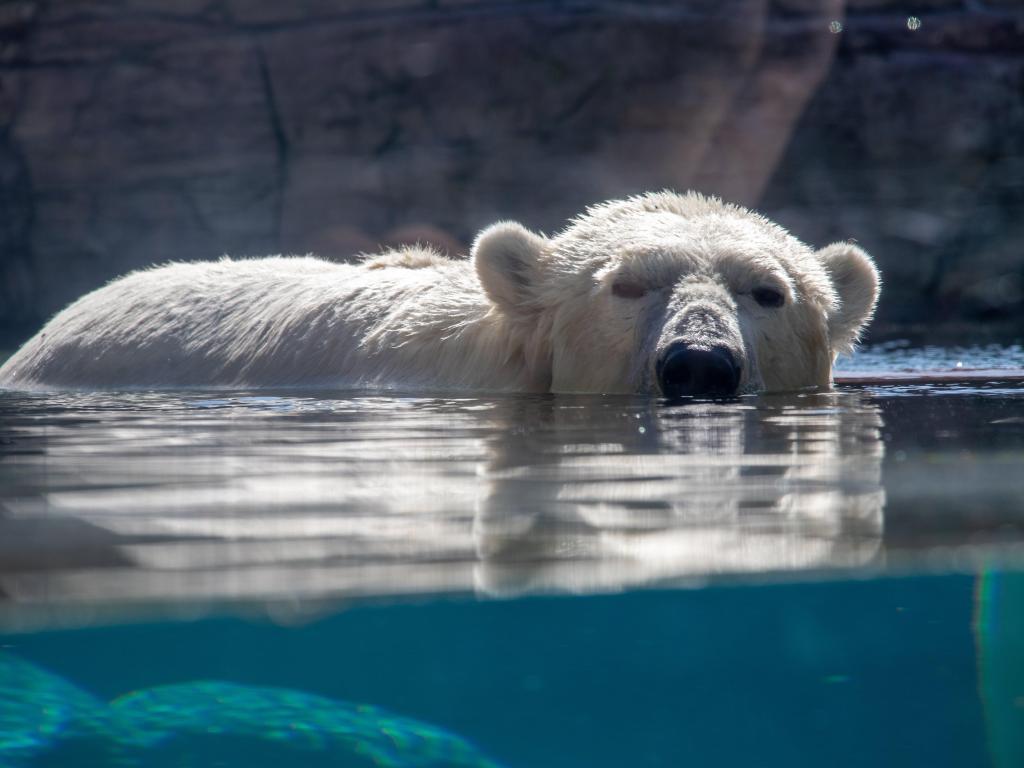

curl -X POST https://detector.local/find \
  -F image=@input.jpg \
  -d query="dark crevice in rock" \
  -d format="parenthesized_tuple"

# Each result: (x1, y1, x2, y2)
(0, 1, 40, 337)
(255, 44, 288, 255)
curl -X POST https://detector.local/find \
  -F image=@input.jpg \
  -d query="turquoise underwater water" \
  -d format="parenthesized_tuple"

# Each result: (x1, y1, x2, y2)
(2, 573, 1024, 768)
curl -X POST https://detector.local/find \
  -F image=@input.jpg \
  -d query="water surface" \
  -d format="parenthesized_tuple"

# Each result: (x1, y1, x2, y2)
(1, 343, 1023, 767)
(2, 343, 1024, 622)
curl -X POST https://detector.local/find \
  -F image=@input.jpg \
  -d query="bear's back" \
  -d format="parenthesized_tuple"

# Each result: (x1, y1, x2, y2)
(0, 257, 367, 389)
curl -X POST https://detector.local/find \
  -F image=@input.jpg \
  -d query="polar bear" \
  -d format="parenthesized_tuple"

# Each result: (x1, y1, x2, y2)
(0, 192, 879, 395)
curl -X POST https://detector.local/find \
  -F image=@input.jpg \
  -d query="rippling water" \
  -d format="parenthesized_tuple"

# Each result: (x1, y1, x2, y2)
(1, 343, 1023, 767)
(838, 341, 1024, 374)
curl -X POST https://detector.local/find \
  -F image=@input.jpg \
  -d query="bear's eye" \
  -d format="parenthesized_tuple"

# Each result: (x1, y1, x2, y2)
(751, 287, 785, 308)
(612, 280, 647, 299)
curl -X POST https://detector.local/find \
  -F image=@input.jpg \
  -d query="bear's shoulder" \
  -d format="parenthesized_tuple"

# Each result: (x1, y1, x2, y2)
(362, 247, 452, 271)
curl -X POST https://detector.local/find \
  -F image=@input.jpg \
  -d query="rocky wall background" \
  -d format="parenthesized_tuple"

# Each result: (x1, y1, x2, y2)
(0, 0, 1022, 344)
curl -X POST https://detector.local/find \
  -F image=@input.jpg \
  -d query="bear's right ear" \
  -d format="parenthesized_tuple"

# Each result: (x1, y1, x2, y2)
(472, 222, 549, 316)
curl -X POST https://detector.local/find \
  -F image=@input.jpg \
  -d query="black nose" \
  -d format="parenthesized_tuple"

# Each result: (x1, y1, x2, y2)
(656, 344, 741, 398)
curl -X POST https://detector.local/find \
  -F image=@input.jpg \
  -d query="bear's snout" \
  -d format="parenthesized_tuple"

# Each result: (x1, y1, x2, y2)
(656, 343, 741, 399)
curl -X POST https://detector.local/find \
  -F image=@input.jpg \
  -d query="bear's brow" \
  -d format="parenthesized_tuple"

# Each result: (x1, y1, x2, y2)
(614, 248, 699, 287)
(712, 252, 793, 293)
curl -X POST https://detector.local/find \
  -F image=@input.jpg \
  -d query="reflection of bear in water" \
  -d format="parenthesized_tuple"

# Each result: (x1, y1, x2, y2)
(0, 193, 878, 395)
(473, 392, 885, 596)
(0, 390, 884, 607)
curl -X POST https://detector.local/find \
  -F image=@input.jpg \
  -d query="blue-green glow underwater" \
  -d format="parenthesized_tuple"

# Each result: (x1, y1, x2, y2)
(0, 652, 503, 768)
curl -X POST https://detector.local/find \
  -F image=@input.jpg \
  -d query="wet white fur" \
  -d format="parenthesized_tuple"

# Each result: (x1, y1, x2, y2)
(0, 192, 879, 393)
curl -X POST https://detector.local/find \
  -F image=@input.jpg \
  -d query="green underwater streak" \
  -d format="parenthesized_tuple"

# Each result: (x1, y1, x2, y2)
(110, 681, 505, 768)
(0, 653, 504, 768)
(975, 570, 1024, 768)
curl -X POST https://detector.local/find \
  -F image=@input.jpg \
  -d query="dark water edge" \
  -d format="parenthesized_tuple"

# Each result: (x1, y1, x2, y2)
(2, 572, 1023, 768)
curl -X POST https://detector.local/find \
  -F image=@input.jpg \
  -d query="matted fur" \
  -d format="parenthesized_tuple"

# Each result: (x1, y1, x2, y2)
(0, 192, 879, 393)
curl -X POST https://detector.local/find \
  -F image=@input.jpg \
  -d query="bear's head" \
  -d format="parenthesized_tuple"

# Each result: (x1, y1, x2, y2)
(472, 191, 880, 396)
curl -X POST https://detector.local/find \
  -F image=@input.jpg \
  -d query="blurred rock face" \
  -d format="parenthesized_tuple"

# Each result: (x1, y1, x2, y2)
(0, 0, 1022, 339)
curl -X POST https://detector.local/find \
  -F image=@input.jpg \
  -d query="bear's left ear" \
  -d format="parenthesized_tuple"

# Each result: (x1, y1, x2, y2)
(818, 242, 881, 356)
(472, 221, 549, 316)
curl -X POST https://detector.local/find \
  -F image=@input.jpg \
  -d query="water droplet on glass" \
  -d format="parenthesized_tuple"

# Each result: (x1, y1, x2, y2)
(907, 16, 921, 31)
(829, 20, 843, 34)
